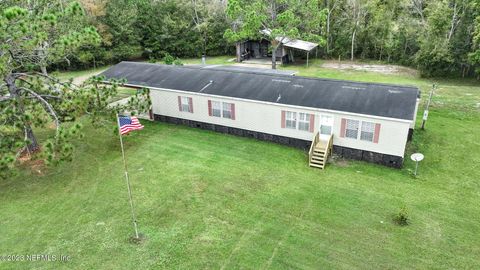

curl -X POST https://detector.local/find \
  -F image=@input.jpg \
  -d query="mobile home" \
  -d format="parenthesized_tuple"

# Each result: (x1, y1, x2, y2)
(101, 62, 420, 169)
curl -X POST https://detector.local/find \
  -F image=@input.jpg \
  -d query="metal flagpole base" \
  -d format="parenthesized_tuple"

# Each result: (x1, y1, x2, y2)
(129, 233, 146, 244)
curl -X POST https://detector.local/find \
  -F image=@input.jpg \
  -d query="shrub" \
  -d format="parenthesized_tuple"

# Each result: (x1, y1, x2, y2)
(173, 58, 183, 66)
(163, 53, 175, 65)
(148, 56, 157, 63)
(394, 206, 409, 226)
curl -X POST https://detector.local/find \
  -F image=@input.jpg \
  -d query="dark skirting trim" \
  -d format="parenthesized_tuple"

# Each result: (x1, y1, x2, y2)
(408, 128, 414, 141)
(154, 114, 404, 168)
(332, 145, 403, 168)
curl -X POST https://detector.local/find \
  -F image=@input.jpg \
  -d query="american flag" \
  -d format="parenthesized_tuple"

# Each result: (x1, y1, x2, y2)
(118, 115, 144, 135)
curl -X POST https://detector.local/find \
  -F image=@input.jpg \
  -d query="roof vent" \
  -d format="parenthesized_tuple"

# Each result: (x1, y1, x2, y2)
(272, 79, 291, 83)
(388, 89, 402, 94)
(342, 85, 366, 90)
(199, 80, 214, 92)
(276, 94, 282, 102)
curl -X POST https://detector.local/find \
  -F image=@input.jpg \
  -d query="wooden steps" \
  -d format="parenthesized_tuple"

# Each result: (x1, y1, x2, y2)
(309, 147, 327, 169)
(308, 132, 333, 170)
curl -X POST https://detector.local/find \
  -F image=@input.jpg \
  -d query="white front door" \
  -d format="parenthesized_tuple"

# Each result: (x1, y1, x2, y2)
(319, 115, 334, 136)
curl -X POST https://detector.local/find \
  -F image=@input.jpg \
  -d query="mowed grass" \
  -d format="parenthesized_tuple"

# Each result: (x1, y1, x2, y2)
(1, 61, 480, 269)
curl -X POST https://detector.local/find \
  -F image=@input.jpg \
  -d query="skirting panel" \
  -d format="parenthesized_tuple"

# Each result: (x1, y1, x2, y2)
(332, 145, 403, 168)
(153, 114, 311, 150)
(154, 114, 404, 168)
(408, 128, 414, 141)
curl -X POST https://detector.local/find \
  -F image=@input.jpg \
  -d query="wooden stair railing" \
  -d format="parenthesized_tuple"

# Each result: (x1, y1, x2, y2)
(309, 133, 333, 170)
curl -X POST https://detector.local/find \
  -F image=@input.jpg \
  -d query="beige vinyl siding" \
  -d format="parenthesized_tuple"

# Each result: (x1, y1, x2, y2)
(150, 88, 411, 157)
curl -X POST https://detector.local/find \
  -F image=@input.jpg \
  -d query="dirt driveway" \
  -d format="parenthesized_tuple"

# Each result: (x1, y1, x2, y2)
(320, 61, 418, 76)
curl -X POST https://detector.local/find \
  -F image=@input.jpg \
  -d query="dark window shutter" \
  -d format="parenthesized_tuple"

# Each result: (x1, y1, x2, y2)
(281, 111, 286, 128)
(177, 96, 182, 111)
(208, 100, 212, 116)
(231, 103, 236, 120)
(188, 97, 193, 113)
(373, 123, 381, 143)
(340, 118, 346, 137)
(309, 114, 315, 132)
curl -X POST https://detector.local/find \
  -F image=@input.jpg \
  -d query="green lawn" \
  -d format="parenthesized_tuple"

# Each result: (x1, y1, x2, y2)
(54, 66, 111, 82)
(180, 55, 236, 65)
(148, 55, 235, 66)
(1, 61, 480, 269)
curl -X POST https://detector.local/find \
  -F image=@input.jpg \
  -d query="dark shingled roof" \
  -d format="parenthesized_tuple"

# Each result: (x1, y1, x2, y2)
(101, 62, 419, 121)
(193, 65, 297, 76)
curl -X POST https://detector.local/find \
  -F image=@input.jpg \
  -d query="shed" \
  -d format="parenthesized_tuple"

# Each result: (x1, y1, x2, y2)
(236, 31, 318, 65)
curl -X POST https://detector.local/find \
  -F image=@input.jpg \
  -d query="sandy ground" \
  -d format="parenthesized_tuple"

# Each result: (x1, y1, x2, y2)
(232, 63, 274, 69)
(72, 69, 106, 85)
(320, 61, 418, 76)
(231, 60, 417, 76)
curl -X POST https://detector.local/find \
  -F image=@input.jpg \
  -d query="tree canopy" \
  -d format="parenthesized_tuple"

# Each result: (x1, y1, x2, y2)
(0, 3, 150, 177)
(1, 0, 477, 77)
(225, 0, 308, 69)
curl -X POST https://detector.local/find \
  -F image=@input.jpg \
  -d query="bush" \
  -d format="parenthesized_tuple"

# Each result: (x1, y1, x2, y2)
(173, 58, 183, 66)
(163, 53, 175, 65)
(394, 206, 409, 226)
(148, 56, 157, 63)
(415, 45, 455, 77)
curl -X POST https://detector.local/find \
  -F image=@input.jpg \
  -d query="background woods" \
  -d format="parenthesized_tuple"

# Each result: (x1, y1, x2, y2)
(1, 0, 479, 76)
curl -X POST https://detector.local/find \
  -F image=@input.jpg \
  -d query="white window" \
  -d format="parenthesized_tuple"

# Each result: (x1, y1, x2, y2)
(180, 96, 191, 112)
(285, 111, 297, 129)
(212, 101, 221, 117)
(298, 113, 310, 131)
(345, 119, 359, 139)
(222, 102, 233, 119)
(360, 121, 375, 142)
(320, 115, 333, 135)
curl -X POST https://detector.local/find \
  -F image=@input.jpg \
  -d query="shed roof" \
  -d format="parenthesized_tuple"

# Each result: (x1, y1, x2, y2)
(280, 37, 318, 51)
(260, 29, 318, 51)
(101, 62, 419, 121)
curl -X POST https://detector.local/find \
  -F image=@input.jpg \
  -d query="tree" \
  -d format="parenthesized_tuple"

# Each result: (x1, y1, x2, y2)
(0, 0, 95, 75)
(469, 7, 480, 78)
(0, 4, 151, 176)
(324, 0, 341, 56)
(414, 0, 470, 76)
(298, 0, 328, 48)
(102, 0, 143, 61)
(225, 0, 300, 69)
(189, 0, 226, 57)
(345, 0, 368, 61)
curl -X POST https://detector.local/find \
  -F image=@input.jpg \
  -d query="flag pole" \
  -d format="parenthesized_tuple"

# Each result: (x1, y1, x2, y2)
(116, 114, 140, 239)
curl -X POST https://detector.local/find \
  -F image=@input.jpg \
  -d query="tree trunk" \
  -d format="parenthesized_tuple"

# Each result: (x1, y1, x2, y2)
(24, 125, 39, 153)
(5, 74, 39, 153)
(40, 65, 48, 76)
(271, 49, 277, 69)
(326, 10, 331, 55)
(447, 2, 458, 43)
(39, 41, 49, 75)
(236, 42, 241, 62)
(351, 28, 356, 61)
(271, 40, 279, 70)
